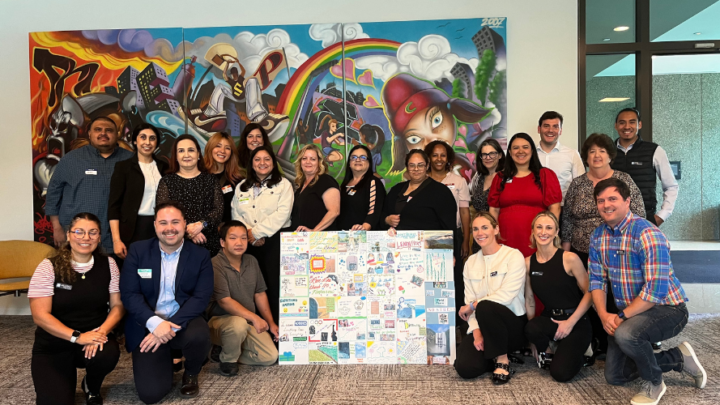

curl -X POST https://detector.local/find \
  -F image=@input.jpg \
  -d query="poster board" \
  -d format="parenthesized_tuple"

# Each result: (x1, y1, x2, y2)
(278, 230, 456, 365)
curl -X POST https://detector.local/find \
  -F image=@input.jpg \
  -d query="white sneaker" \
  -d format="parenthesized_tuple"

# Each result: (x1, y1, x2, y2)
(630, 380, 666, 405)
(678, 341, 707, 389)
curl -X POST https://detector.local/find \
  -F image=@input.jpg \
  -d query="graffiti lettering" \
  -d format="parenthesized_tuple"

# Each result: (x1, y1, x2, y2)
(32, 48, 99, 108)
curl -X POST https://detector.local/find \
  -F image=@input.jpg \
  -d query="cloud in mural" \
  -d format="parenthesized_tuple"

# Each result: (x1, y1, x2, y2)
(82, 29, 186, 62)
(309, 23, 369, 48)
(184, 29, 308, 78)
(355, 34, 478, 83)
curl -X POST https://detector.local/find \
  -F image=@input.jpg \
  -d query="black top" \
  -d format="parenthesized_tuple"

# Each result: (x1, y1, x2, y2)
(38, 251, 111, 345)
(292, 173, 339, 230)
(529, 249, 583, 314)
(337, 176, 386, 230)
(611, 137, 659, 215)
(382, 178, 457, 231)
(108, 155, 168, 245)
(214, 172, 236, 225)
(156, 172, 224, 256)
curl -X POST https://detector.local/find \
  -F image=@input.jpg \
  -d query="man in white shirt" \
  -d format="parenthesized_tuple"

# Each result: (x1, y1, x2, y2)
(536, 111, 585, 206)
(611, 108, 679, 226)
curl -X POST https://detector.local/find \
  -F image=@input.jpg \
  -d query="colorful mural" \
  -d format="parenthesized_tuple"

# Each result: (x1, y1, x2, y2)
(29, 18, 507, 244)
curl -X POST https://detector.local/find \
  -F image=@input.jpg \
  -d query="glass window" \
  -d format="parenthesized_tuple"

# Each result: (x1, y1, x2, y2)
(651, 0, 720, 42)
(586, 54, 636, 137)
(586, 0, 636, 44)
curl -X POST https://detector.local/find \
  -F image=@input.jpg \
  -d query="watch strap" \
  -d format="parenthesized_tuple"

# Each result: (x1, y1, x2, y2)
(618, 311, 626, 320)
(70, 330, 81, 343)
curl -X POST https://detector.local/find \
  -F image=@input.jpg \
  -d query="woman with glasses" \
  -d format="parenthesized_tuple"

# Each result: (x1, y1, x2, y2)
(292, 144, 340, 232)
(469, 139, 505, 254)
(29, 212, 124, 405)
(336, 145, 386, 231)
(108, 124, 167, 262)
(383, 150, 456, 231)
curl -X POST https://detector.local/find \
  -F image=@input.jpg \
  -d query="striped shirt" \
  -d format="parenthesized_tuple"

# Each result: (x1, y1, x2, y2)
(588, 211, 687, 309)
(28, 257, 120, 298)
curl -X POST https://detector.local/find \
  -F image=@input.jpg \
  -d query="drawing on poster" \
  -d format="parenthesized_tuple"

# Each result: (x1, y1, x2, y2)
(281, 234, 310, 254)
(279, 230, 454, 365)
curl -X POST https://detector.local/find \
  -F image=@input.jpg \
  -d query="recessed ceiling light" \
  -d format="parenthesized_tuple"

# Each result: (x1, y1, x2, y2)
(614, 26, 630, 32)
(603, 38, 611, 42)
(694, 32, 702, 35)
(599, 97, 630, 102)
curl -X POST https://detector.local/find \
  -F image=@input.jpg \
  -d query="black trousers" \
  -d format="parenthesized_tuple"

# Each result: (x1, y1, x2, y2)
(525, 314, 593, 382)
(31, 334, 120, 405)
(246, 229, 286, 322)
(452, 227, 465, 323)
(454, 301, 527, 379)
(131, 317, 211, 404)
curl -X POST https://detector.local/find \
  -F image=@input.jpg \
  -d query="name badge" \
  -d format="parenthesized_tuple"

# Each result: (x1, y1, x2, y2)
(506, 179, 513, 184)
(531, 271, 544, 276)
(56, 283, 72, 290)
(138, 269, 152, 279)
(238, 197, 250, 205)
(222, 185, 233, 194)
(631, 162, 643, 166)
(617, 250, 626, 256)
(85, 169, 97, 175)
(447, 184, 455, 189)
(490, 271, 498, 277)
(348, 190, 356, 196)
(407, 196, 412, 202)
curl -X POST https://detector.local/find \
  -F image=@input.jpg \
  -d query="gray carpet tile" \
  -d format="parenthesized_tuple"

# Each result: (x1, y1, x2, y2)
(3, 314, 718, 404)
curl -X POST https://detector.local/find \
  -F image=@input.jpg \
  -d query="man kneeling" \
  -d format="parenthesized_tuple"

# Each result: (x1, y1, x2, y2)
(207, 220, 279, 375)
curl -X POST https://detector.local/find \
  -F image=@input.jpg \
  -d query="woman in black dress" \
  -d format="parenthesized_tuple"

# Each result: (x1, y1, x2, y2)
(524, 211, 593, 382)
(156, 134, 223, 256)
(29, 212, 124, 405)
(382, 149, 456, 231)
(291, 144, 340, 232)
(109, 123, 168, 261)
(336, 145, 386, 230)
(469, 138, 505, 253)
(203, 131, 243, 226)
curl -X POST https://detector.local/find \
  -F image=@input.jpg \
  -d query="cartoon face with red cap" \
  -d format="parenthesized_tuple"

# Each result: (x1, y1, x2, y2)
(382, 73, 491, 172)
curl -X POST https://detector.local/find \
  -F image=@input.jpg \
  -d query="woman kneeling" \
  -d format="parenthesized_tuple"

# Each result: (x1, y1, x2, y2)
(454, 212, 527, 385)
(524, 211, 593, 382)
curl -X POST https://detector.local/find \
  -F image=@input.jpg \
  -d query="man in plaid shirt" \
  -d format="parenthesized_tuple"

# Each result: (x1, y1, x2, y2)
(588, 178, 706, 405)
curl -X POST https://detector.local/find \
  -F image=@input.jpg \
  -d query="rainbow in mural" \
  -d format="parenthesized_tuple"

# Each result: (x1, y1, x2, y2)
(29, 19, 507, 244)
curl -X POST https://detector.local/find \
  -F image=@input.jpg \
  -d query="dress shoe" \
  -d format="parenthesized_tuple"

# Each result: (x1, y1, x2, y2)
(180, 372, 199, 398)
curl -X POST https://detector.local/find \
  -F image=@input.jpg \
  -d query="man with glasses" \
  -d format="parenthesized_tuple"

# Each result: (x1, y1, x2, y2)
(611, 108, 678, 227)
(46, 117, 133, 252)
(536, 111, 585, 206)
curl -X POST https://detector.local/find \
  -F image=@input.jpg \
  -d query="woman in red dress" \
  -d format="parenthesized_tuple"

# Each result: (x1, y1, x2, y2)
(489, 133, 562, 313)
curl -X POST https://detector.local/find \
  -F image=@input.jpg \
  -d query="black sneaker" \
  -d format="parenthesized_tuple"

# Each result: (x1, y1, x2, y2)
(81, 376, 103, 405)
(652, 341, 662, 350)
(210, 344, 222, 363)
(219, 362, 239, 376)
(537, 352, 554, 370)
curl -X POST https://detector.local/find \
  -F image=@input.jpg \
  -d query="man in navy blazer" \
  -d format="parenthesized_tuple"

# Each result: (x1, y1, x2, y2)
(120, 201, 213, 404)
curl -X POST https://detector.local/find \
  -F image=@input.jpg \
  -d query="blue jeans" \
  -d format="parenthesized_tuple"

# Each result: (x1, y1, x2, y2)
(605, 303, 688, 386)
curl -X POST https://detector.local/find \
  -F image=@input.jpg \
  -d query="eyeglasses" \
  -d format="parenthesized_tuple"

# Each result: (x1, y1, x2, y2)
(407, 163, 427, 170)
(480, 152, 499, 160)
(350, 155, 368, 161)
(69, 229, 100, 239)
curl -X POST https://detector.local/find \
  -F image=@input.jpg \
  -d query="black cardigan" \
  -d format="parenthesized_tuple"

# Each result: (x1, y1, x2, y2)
(382, 179, 456, 231)
(108, 154, 168, 244)
(337, 176, 386, 230)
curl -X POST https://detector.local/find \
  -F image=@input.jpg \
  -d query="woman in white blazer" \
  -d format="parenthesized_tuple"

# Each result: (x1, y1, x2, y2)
(231, 145, 293, 321)
(454, 211, 529, 385)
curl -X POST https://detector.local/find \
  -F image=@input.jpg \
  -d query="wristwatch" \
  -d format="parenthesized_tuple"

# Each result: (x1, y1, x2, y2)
(469, 300, 476, 311)
(202, 221, 208, 229)
(617, 311, 626, 320)
(70, 330, 81, 343)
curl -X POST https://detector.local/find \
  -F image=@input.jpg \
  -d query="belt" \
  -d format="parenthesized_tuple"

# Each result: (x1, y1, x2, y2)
(550, 308, 575, 316)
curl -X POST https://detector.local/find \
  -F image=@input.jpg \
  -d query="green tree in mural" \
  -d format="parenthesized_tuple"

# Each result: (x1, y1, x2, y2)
(451, 78, 467, 99)
(488, 70, 506, 107)
(474, 49, 496, 105)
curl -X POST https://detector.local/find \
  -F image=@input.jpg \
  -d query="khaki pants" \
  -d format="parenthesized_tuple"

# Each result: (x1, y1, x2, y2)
(208, 315, 278, 365)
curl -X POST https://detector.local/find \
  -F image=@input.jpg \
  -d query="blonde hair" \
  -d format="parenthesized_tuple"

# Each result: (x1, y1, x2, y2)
(529, 211, 562, 249)
(472, 211, 502, 242)
(294, 144, 329, 188)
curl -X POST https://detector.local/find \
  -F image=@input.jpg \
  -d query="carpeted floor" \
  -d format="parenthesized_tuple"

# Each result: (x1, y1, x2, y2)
(3, 314, 718, 404)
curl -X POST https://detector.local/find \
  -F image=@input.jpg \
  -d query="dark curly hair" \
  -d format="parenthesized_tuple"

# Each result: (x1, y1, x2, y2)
(424, 140, 455, 173)
(49, 213, 104, 284)
(500, 133, 543, 192)
(581, 133, 617, 167)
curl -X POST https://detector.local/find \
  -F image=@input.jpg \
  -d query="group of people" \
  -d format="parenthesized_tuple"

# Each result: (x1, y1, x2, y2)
(29, 107, 702, 405)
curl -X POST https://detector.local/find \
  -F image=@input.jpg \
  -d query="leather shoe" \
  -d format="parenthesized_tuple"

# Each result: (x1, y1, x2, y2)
(180, 372, 199, 398)
(219, 362, 239, 376)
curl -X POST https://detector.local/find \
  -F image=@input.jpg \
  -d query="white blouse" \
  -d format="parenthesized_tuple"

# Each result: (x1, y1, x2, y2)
(463, 244, 526, 333)
(138, 161, 161, 216)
